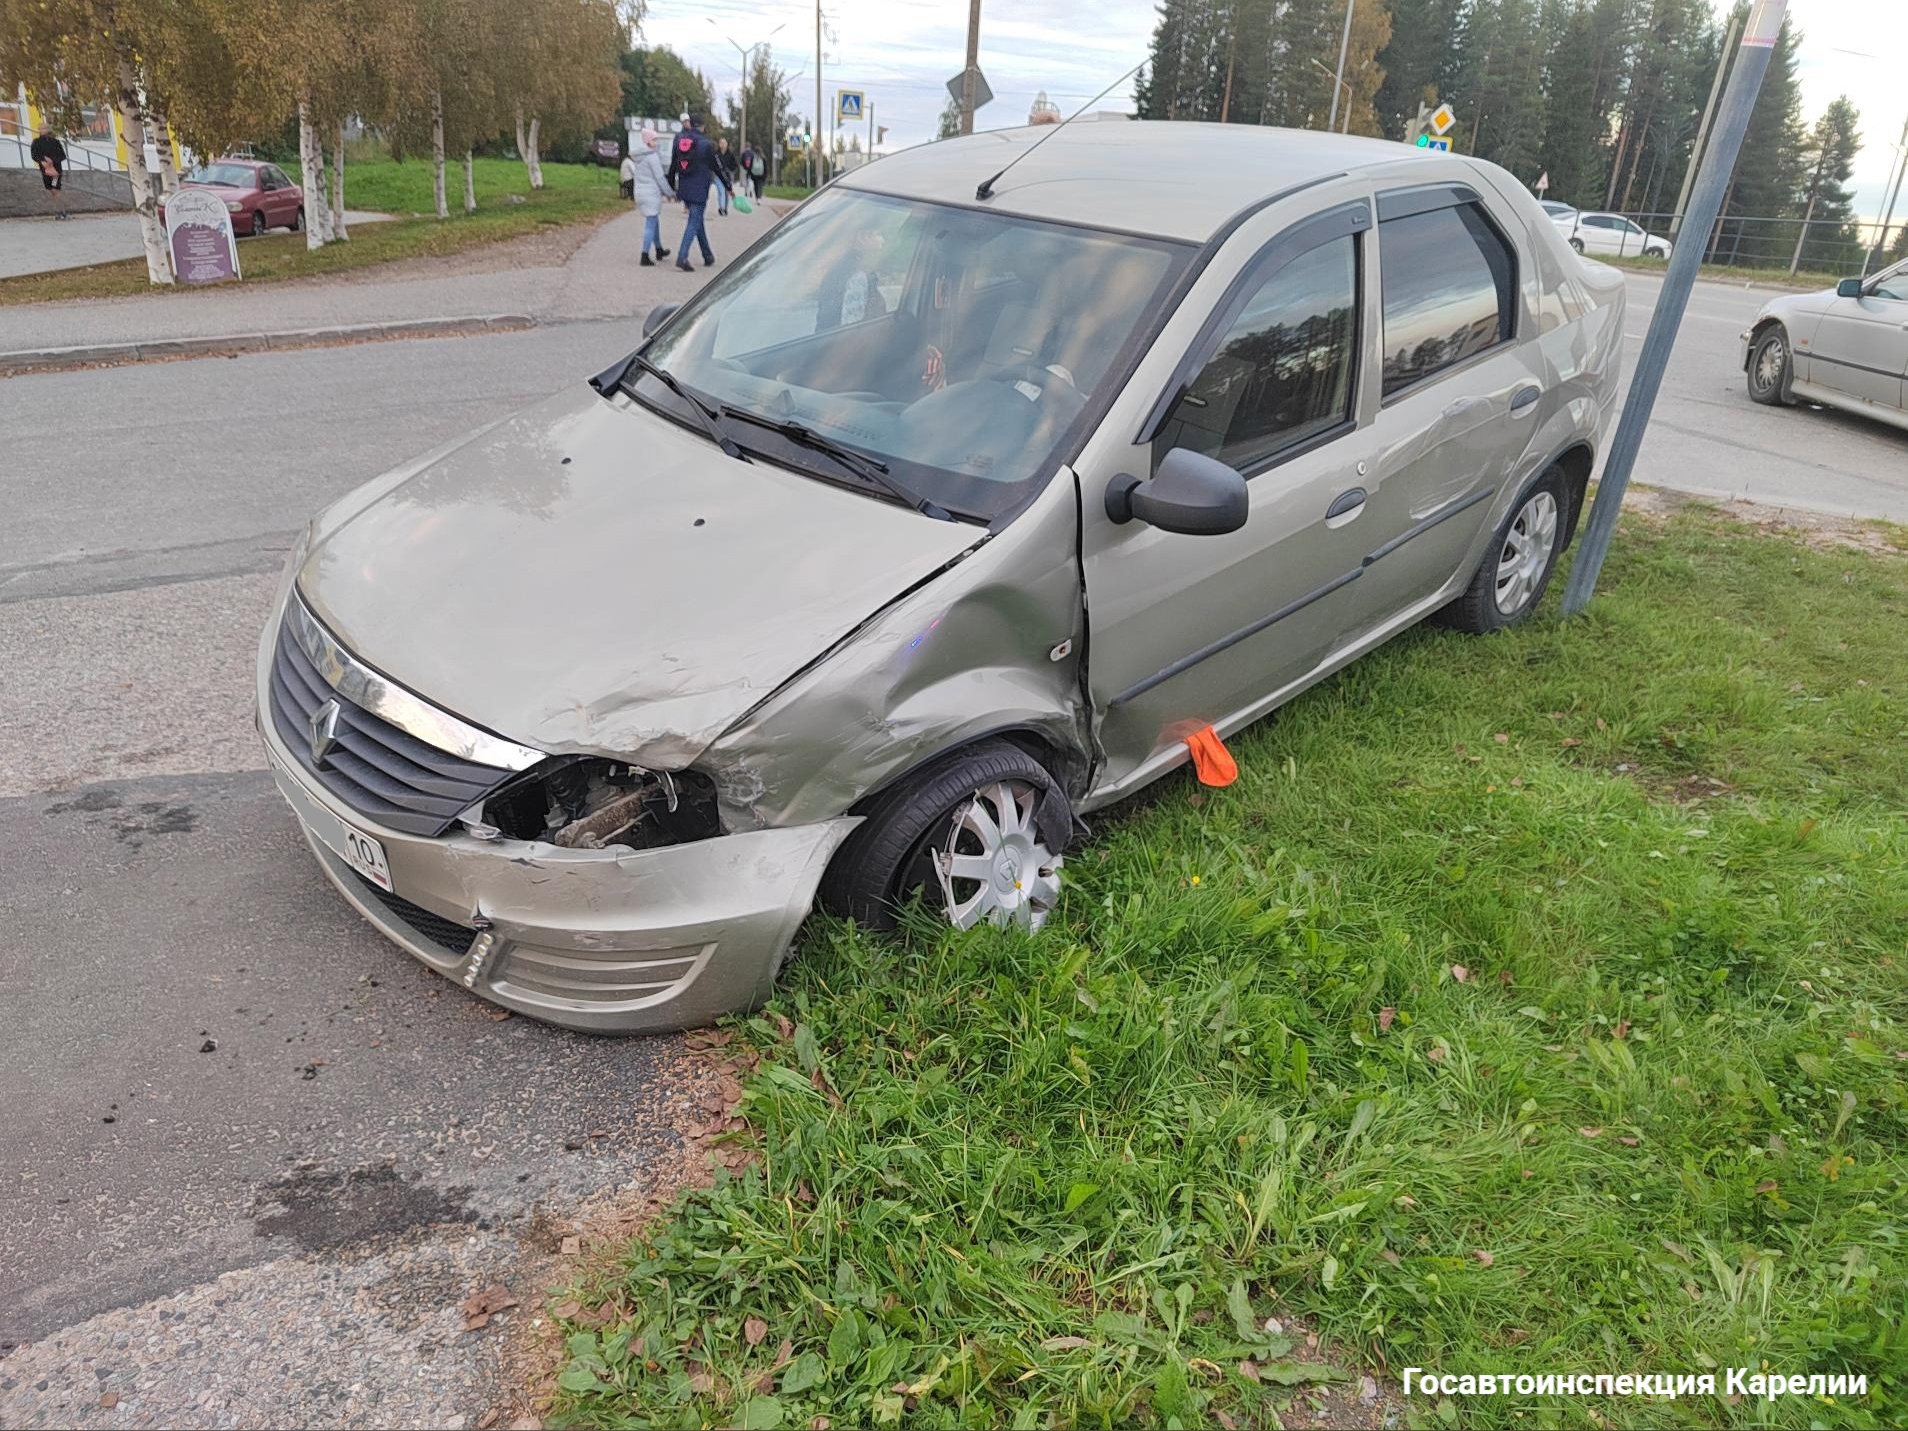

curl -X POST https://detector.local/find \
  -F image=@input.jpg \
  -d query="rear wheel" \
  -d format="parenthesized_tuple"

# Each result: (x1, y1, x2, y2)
(1438, 467, 1569, 634)
(1747, 325, 1790, 406)
(818, 740, 1068, 932)
(1568, 236, 1585, 254)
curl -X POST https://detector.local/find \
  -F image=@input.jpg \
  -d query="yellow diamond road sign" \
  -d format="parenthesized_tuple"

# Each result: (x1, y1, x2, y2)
(1429, 103, 1456, 137)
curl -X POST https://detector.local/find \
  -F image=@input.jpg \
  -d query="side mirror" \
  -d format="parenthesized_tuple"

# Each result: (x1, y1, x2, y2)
(643, 303, 680, 337)
(1105, 448, 1249, 535)
(1836, 277, 1864, 298)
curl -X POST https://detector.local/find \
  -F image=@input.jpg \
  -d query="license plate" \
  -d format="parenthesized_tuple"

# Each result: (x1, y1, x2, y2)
(336, 821, 394, 891)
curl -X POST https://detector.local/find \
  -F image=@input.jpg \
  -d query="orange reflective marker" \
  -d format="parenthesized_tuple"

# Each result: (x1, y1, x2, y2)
(1185, 725, 1238, 787)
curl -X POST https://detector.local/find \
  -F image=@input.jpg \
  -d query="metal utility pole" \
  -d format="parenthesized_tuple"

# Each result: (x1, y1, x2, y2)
(960, 0, 982, 135)
(1328, 0, 1356, 134)
(707, 20, 783, 158)
(1864, 111, 1908, 275)
(1563, 0, 1788, 617)
(815, 1, 825, 186)
(1670, 12, 1739, 238)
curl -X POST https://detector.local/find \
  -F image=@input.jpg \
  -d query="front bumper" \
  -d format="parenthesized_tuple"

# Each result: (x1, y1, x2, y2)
(257, 612, 855, 1034)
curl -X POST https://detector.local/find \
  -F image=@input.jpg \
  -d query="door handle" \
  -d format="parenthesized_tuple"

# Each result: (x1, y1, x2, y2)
(1509, 384, 1542, 415)
(1325, 487, 1367, 526)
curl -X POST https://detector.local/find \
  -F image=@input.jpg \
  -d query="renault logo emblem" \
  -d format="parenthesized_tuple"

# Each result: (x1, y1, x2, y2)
(308, 698, 342, 767)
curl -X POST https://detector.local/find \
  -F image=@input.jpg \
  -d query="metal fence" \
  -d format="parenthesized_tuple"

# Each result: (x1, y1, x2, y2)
(1567, 207, 1905, 278)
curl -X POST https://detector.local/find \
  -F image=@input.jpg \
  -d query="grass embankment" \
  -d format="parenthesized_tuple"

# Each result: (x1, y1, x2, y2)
(552, 504, 1907, 1430)
(0, 155, 621, 307)
(1598, 252, 1851, 291)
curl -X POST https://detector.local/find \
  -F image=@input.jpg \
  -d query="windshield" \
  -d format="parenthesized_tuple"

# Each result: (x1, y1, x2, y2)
(186, 163, 255, 188)
(637, 188, 1191, 519)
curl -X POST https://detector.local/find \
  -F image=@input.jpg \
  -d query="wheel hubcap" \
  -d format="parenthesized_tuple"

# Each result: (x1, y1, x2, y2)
(933, 780, 1062, 931)
(1756, 336, 1784, 390)
(1494, 489, 1559, 615)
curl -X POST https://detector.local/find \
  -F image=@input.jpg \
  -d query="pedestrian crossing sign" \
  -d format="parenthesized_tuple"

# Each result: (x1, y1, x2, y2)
(838, 90, 864, 122)
(1416, 134, 1451, 151)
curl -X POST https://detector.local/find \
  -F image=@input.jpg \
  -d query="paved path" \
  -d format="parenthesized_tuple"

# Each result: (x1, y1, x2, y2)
(0, 210, 394, 280)
(0, 202, 779, 351)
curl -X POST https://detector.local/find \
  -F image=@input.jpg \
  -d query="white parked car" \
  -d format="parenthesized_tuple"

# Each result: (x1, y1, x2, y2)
(1538, 199, 1576, 224)
(1555, 211, 1672, 260)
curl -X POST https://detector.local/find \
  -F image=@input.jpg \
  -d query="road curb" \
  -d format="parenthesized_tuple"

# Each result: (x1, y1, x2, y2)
(0, 314, 538, 377)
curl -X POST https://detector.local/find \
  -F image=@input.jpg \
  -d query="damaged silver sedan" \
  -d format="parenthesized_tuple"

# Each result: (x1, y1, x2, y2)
(259, 123, 1623, 1031)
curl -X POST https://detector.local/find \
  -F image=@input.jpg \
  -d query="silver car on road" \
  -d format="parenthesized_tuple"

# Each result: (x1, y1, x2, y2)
(1742, 258, 1908, 431)
(259, 123, 1624, 1031)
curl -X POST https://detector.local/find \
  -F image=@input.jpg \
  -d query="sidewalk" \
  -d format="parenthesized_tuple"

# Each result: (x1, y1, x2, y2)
(0, 210, 394, 282)
(0, 201, 783, 355)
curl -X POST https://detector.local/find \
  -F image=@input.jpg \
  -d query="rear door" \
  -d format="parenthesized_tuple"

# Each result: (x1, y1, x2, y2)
(1341, 183, 1545, 633)
(1809, 263, 1908, 411)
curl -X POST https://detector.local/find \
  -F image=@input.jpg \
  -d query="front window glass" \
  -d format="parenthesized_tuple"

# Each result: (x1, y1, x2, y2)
(1154, 234, 1357, 471)
(186, 163, 256, 188)
(639, 188, 1190, 520)
(1378, 203, 1515, 396)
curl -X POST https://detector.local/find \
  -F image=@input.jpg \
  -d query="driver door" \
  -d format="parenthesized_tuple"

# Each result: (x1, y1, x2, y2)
(1079, 199, 1388, 797)
(1810, 266, 1908, 411)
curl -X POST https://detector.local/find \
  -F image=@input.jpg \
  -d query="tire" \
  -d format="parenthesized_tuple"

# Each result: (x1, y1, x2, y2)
(1438, 467, 1570, 634)
(1644, 245, 1665, 258)
(292, 206, 305, 233)
(1747, 324, 1790, 406)
(250, 210, 266, 237)
(817, 740, 1069, 932)
(1568, 236, 1585, 253)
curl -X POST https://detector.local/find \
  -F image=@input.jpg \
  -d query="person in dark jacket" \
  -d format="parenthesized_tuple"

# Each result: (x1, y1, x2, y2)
(30, 131, 69, 219)
(666, 116, 719, 270)
(714, 136, 740, 216)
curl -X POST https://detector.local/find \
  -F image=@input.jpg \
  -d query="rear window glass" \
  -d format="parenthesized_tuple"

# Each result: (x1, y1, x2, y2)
(1378, 203, 1515, 396)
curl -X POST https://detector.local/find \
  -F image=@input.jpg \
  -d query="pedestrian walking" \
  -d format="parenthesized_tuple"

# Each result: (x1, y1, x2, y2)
(30, 130, 69, 220)
(749, 145, 766, 199)
(714, 137, 740, 217)
(666, 115, 719, 271)
(630, 125, 672, 266)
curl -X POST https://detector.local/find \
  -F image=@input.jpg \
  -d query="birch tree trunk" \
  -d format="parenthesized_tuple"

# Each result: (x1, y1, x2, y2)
(527, 117, 543, 188)
(148, 105, 181, 195)
(463, 150, 477, 213)
(432, 91, 449, 219)
(114, 54, 173, 285)
(515, 106, 529, 178)
(330, 123, 349, 241)
(296, 100, 329, 250)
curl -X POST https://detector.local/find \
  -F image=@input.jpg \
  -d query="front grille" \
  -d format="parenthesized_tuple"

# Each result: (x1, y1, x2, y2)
(350, 870, 477, 956)
(269, 607, 518, 837)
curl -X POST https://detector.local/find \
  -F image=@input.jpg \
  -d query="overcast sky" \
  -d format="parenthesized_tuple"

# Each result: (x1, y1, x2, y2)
(653, 0, 1905, 221)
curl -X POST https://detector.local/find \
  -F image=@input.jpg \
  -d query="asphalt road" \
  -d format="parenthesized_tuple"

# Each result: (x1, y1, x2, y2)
(0, 276, 1902, 1421)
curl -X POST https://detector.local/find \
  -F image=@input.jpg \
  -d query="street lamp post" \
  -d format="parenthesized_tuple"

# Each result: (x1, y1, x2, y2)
(1327, 0, 1355, 133)
(706, 18, 783, 156)
(1309, 57, 1352, 134)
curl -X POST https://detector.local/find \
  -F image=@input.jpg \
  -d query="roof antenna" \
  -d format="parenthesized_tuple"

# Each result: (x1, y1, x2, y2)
(975, 61, 1146, 201)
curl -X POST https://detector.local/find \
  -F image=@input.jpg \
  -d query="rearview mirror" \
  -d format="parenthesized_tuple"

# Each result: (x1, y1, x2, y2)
(1105, 448, 1249, 535)
(642, 303, 680, 337)
(1836, 277, 1864, 298)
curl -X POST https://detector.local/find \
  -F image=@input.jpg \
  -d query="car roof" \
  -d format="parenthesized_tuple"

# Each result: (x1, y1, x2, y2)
(836, 121, 1478, 242)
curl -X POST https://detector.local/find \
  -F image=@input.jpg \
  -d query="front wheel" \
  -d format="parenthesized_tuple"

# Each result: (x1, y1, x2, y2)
(818, 740, 1068, 932)
(1437, 468, 1569, 634)
(1644, 245, 1665, 258)
(292, 206, 305, 233)
(1747, 325, 1790, 406)
(250, 210, 266, 237)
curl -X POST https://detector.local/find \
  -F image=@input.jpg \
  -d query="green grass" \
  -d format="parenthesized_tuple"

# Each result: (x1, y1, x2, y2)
(764, 183, 815, 201)
(1598, 252, 1843, 291)
(0, 155, 621, 307)
(552, 505, 1908, 1430)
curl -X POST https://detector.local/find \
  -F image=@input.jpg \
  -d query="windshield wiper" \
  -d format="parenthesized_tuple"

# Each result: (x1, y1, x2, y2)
(716, 407, 954, 520)
(624, 355, 749, 462)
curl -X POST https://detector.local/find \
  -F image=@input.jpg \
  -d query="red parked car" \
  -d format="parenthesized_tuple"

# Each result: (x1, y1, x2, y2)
(158, 159, 306, 237)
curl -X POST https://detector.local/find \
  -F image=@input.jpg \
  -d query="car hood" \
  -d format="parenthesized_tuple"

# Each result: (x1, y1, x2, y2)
(298, 385, 982, 767)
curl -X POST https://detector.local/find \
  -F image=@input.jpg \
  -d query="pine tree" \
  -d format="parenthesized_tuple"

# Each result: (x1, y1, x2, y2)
(1794, 96, 1862, 271)
(1708, 10, 1804, 266)
(1373, 0, 1463, 136)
